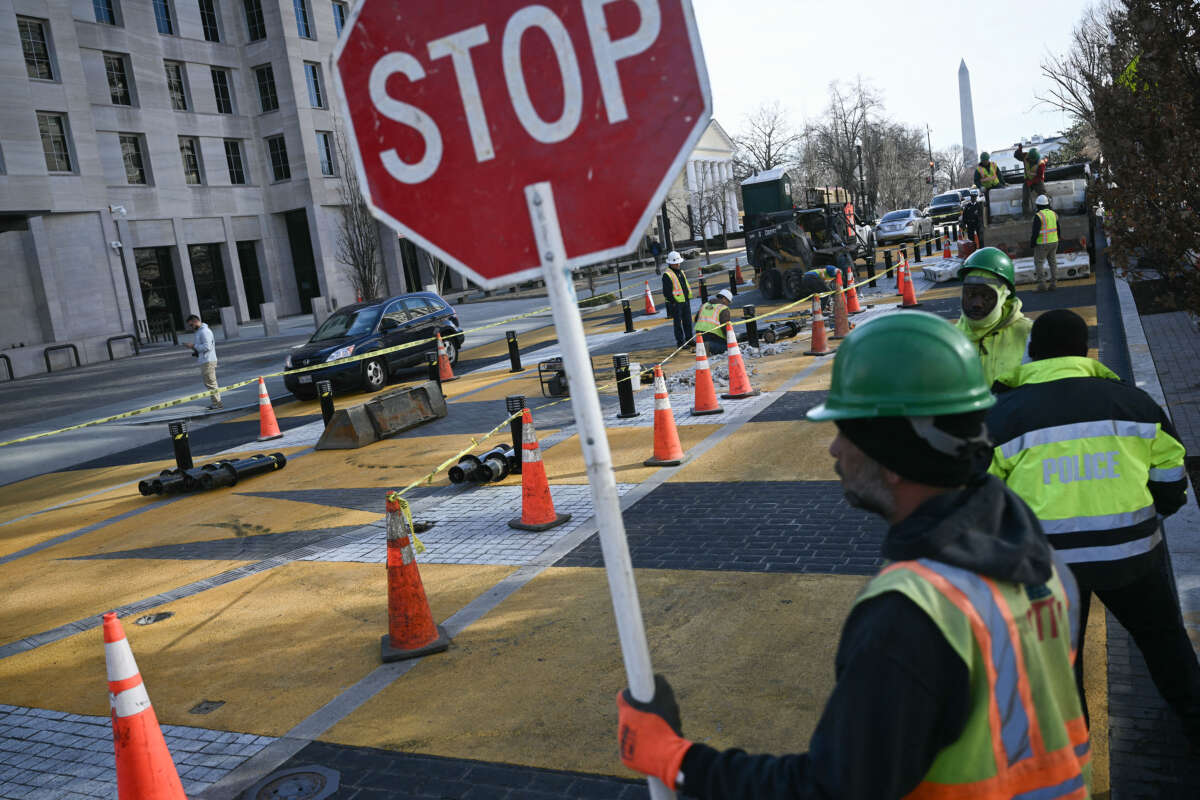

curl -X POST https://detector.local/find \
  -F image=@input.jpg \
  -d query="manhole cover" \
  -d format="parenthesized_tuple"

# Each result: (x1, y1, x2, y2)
(188, 699, 225, 714)
(248, 766, 339, 800)
(135, 612, 174, 625)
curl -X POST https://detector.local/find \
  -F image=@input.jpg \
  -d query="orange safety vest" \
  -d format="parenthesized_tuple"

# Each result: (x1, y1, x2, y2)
(1036, 209, 1059, 245)
(857, 557, 1091, 800)
(665, 268, 690, 302)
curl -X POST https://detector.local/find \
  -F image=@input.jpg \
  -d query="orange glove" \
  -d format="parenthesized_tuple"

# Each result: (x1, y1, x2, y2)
(616, 674, 692, 789)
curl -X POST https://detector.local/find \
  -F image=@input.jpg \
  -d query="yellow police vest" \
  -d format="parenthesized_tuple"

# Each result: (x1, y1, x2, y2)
(665, 268, 690, 302)
(1036, 209, 1059, 245)
(857, 557, 1091, 799)
(695, 302, 725, 337)
(976, 162, 1001, 189)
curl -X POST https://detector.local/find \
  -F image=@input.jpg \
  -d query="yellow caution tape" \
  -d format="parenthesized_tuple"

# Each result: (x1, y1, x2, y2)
(385, 490, 425, 554)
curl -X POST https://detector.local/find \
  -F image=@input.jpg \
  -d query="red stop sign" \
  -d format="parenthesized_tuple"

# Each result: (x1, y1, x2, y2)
(334, 0, 711, 288)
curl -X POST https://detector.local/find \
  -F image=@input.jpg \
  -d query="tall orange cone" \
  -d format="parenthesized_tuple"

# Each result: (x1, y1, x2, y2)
(895, 251, 909, 295)
(103, 612, 187, 800)
(734, 258, 745, 285)
(381, 492, 451, 661)
(643, 281, 656, 315)
(690, 337, 723, 416)
(721, 323, 759, 399)
(255, 376, 282, 441)
(508, 409, 572, 530)
(899, 260, 921, 308)
(943, 237, 952, 259)
(644, 365, 686, 466)
(805, 296, 831, 355)
(830, 274, 853, 339)
(435, 331, 458, 382)
(845, 267, 863, 313)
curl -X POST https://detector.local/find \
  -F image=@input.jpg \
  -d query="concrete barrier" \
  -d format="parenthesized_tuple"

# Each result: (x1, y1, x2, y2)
(260, 302, 280, 337)
(312, 296, 330, 330)
(316, 381, 447, 449)
(219, 306, 239, 339)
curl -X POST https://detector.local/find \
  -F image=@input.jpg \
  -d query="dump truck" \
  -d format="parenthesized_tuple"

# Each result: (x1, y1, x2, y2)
(740, 169, 869, 300)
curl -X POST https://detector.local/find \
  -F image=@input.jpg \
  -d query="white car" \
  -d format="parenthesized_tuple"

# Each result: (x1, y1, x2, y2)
(875, 208, 933, 245)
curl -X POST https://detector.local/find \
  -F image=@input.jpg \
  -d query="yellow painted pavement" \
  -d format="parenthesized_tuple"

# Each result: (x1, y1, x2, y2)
(669, 420, 839, 483)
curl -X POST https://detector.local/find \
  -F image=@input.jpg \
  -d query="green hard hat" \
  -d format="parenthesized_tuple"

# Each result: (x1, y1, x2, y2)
(1028, 147, 1040, 162)
(979, 151, 989, 162)
(807, 313, 994, 421)
(957, 247, 1015, 289)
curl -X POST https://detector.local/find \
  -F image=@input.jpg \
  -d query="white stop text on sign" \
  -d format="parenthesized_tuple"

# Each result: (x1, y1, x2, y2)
(368, 0, 662, 184)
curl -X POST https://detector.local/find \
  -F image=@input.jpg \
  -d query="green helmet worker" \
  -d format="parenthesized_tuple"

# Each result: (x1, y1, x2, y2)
(955, 247, 1033, 387)
(616, 312, 1090, 799)
(974, 151, 1001, 191)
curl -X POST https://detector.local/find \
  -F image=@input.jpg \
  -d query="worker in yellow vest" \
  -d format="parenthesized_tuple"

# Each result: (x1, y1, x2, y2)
(693, 289, 733, 354)
(1030, 195, 1059, 292)
(661, 250, 694, 347)
(616, 312, 1091, 798)
(955, 248, 1033, 388)
(973, 151, 1003, 224)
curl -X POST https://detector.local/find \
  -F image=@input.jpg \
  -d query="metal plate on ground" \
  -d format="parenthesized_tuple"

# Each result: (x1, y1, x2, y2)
(246, 765, 339, 800)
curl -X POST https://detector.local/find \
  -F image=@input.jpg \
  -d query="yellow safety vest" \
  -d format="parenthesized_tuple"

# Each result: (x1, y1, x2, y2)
(695, 302, 725, 337)
(665, 268, 690, 303)
(858, 557, 1091, 800)
(1024, 159, 1040, 183)
(976, 162, 1001, 189)
(1036, 209, 1059, 245)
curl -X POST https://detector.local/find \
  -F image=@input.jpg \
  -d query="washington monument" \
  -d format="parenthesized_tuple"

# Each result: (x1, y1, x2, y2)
(959, 59, 978, 167)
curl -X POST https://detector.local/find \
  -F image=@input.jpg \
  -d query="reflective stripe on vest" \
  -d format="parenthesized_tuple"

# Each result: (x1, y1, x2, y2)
(977, 162, 1001, 189)
(666, 268, 690, 302)
(695, 302, 724, 336)
(1037, 210, 1059, 244)
(859, 558, 1090, 799)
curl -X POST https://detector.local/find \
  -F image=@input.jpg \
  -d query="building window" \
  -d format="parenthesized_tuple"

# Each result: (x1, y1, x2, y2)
(254, 65, 278, 113)
(293, 0, 313, 39)
(316, 131, 335, 176)
(304, 62, 325, 108)
(164, 62, 189, 111)
(104, 53, 133, 105)
(266, 135, 289, 181)
(332, 1, 346, 35)
(198, 0, 220, 42)
(211, 68, 234, 114)
(120, 134, 147, 184)
(19, 18, 56, 81)
(179, 137, 203, 184)
(37, 113, 73, 172)
(94, 0, 118, 25)
(153, 0, 175, 35)
(224, 139, 246, 184)
(243, 0, 266, 41)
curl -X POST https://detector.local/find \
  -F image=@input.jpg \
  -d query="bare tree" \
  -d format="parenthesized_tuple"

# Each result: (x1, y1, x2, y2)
(334, 128, 383, 301)
(665, 171, 723, 264)
(733, 101, 803, 178)
(1038, 1, 1120, 136)
(807, 79, 882, 195)
(934, 144, 969, 191)
(863, 121, 931, 212)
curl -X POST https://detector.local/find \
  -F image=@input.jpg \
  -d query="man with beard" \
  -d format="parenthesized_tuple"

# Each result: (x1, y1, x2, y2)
(955, 247, 1033, 387)
(615, 312, 1091, 799)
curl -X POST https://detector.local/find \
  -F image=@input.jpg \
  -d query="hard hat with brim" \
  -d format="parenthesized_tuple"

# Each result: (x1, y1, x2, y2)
(807, 313, 995, 421)
(716, 289, 733, 302)
(665, 251, 684, 264)
(1035, 194, 1051, 206)
(956, 246, 1015, 289)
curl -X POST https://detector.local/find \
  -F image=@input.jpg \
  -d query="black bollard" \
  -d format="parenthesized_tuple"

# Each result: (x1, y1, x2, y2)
(925, 238, 933, 257)
(913, 243, 922, 263)
(743, 306, 759, 349)
(934, 233, 942, 252)
(317, 380, 334, 428)
(613, 354, 639, 419)
(952, 223, 959, 241)
(621, 300, 635, 334)
(883, 248, 893, 279)
(727, 269, 738, 296)
(506, 395, 526, 473)
(428, 352, 441, 386)
(506, 330, 523, 372)
(699, 278, 708, 303)
(168, 420, 193, 471)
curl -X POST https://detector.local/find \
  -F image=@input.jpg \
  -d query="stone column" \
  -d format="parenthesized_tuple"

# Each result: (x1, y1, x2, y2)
(170, 218, 200, 320)
(26, 215, 68, 343)
(221, 216, 250, 322)
(685, 160, 699, 240)
(378, 221, 407, 295)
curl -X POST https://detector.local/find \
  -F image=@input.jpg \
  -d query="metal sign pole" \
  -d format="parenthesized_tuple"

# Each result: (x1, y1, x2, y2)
(525, 182, 674, 800)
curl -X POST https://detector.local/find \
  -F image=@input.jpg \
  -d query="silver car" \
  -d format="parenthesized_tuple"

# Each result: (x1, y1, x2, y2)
(875, 208, 934, 244)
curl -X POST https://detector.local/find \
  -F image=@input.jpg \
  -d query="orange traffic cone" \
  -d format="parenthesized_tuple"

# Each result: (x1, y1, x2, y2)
(644, 365, 686, 466)
(643, 281, 657, 315)
(103, 613, 187, 800)
(734, 258, 745, 285)
(508, 409, 572, 530)
(435, 331, 457, 382)
(845, 267, 863, 313)
(805, 296, 831, 356)
(895, 251, 908, 295)
(943, 238, 952, 259)
(256, 377, 282, 441)
(721, 323, 759, 399)
(381, 492, 450, 661)
(691, 338, 723, 416)
(900, 261, 921, 308)
(831, 274, 852, 339)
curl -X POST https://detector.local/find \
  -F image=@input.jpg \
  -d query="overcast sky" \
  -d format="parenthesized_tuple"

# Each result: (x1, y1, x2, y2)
(691, 0, 1095, 155)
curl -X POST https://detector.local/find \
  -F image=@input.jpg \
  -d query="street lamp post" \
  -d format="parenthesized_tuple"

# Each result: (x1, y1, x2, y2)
(855, 141, 866, 218)
(109, 205, 143, 343)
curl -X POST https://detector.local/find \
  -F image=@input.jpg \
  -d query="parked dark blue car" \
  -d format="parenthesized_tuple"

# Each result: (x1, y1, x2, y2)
(283, 292, 464, 399)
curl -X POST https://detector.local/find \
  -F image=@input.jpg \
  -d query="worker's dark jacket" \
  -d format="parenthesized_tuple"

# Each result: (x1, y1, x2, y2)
(989, 357, 1188, 590)
(662, 267, 692, 305)
(680, 475, 1057, 799)
(962, 201, 984, 231)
